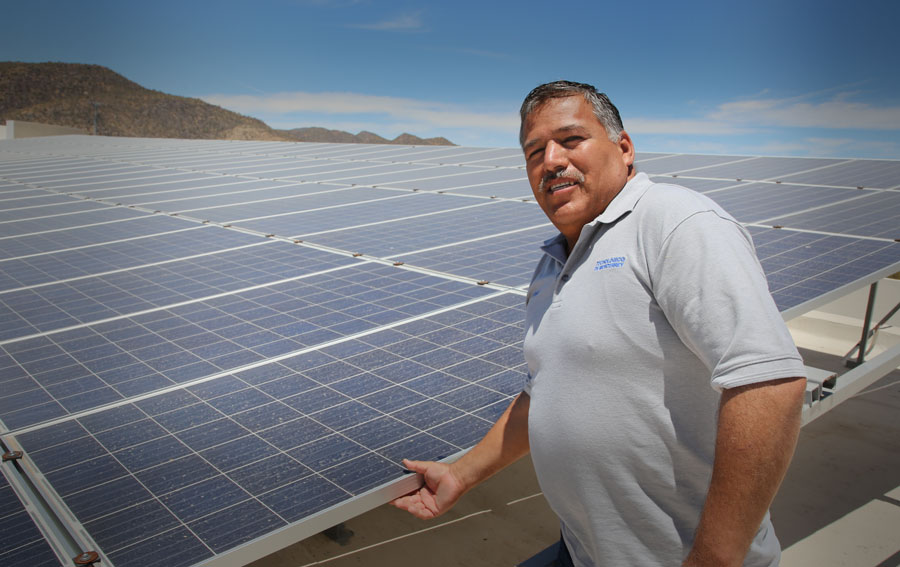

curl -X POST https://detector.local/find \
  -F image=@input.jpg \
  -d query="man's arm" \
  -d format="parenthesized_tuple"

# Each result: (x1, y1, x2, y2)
(683, 376, 806, 567)
(391, 391, 531, 519)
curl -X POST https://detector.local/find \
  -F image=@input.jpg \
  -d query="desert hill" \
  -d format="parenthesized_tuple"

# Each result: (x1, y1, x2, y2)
(276, 127, 453, 146)
(0, 62, 453, 145)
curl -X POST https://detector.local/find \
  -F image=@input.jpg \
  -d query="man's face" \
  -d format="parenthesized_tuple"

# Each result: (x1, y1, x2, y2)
(521, 95, 635, 249)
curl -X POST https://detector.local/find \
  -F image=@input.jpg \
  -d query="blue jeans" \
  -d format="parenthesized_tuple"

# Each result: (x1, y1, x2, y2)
(556, 534, 575, 567)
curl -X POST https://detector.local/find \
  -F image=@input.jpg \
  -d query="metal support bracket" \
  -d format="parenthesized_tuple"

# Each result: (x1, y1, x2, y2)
(843, 282, 900, 369)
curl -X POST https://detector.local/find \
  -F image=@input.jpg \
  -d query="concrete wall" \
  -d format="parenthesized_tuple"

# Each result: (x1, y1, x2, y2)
(4, 120, 87, 139)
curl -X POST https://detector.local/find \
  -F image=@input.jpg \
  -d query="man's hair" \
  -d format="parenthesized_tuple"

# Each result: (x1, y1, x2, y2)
(519, 80, 625, 146)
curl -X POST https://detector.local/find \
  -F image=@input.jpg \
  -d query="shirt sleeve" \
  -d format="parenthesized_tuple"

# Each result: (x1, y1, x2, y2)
(650, 211, 806, 390)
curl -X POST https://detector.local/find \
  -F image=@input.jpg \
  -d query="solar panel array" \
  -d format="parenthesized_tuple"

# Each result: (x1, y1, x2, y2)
(0, 135, 898, 567)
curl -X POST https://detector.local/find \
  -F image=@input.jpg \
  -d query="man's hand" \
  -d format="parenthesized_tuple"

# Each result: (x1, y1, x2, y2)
(391, 393, 531, 520)
(391, 459, 467, 519)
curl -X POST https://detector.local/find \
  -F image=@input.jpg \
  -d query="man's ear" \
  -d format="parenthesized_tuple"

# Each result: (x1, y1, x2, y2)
(616, 130, 635, 179)
(617, 131, 635, 170)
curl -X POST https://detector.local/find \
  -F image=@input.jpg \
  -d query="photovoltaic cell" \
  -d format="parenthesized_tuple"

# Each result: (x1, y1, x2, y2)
(300, 200, 549, 258)
(389, 225, 555, 287)
(32, 172, 211, 193)
(0, 225, 259, 290)
(775, 159, 900, 190)
(173, 186, 402, 223)
(649, 176, 748, 193)
(236, 192, 471, 237)
(8, 165, 142, 185)
(126, 181, 323, 211)
(248, 162, 428, 183)
(0, 216, 202, 262)
(750, 226, 900, 311)
(704, 183, 861, 223)
(436, 178, 533, 199)
(0, 471, 61, 566)
(0, 193, 87, 210)
(0, 240, 358, 339)
(637, 154, 749, 175)
(72, 176, 258, 201)
(0, 262, 496, 430)
(0, 189, 58, 201)
(385, 168, 525, 191)
(0, 207, 152, 239)
(674, 156, 842, 182)
(763, 191, 900, 240)
(6, 293, 525, 567)
(308, 165, 471, 187)
(0, 200, 126, 224)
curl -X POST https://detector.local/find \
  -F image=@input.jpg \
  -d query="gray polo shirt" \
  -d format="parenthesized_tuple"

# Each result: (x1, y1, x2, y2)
(523, 172, 805, 566)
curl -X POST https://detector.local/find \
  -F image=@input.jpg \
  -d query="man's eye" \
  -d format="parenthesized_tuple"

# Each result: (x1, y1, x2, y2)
(563, 136, 583, 146)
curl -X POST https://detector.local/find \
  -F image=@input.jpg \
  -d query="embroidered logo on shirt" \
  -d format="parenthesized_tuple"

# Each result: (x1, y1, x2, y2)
(594, 256, 626, 271)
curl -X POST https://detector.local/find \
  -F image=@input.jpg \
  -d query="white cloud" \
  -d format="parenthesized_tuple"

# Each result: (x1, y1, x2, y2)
(708, 93, 900, 130)
(291, 0, 366, 5)
(203, 91, 519, 131)
(625, 118, 750, 136)
(349, 12, 424, 31)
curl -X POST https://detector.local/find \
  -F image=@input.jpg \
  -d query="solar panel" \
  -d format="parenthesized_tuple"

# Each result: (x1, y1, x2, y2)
(0, 188, 58, 200)
(111, 180, 309, 208)
(776, 159, 900, 190)
(748, 226, 900, 316)
(764, 191, 900, 239)
(72, 176, 261, 201)
(8, 292, 525, 567)
(170, 186, 404, 223)
(669, 156, 845, 182)
(648, 175, 748, 193)
(702, 182, 865, 224)
(636, 153, 749, 174)
(0, 193, 90, 210)
(0, 469, 61, 566)
(298, 201, 549, 258)
(0, 240, 357, 337)
(0, 136, 897, 567)
(0, 206, 154, 238)
(0, 225, 253, 287)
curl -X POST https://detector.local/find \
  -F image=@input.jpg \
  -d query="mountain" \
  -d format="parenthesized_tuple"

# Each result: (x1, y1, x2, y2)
(0, 62, 454, 145)
(0, 62, 288, 140)
(276, 127, 454, 146)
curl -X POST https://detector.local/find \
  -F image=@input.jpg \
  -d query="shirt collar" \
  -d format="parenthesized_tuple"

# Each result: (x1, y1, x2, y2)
(539, 172, 653, 264)
(593, 171, 653, 225)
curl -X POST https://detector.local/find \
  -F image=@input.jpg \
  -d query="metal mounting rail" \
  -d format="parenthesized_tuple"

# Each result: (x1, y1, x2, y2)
(804, 342, 900, 426)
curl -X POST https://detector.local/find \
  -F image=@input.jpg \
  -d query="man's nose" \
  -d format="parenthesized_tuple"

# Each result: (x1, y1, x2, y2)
(543, 140, 568, 171)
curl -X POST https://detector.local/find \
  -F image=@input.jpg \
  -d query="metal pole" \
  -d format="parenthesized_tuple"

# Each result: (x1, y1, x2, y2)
(849, 282, 879, 368)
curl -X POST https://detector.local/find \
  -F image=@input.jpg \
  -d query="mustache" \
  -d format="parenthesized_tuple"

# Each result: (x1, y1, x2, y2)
(539, 168, 585, 192)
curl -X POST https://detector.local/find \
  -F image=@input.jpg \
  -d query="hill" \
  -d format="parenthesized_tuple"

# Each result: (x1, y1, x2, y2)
(0, 62, 289, 140)
(276, 127, 454, 146)
(0, 62, 454, 145)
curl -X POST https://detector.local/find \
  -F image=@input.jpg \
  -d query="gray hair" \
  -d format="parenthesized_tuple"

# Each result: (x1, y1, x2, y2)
(519, 80, 624, 146)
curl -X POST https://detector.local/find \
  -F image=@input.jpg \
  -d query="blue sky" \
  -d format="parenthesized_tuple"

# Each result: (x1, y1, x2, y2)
(4, 0, 900, 158)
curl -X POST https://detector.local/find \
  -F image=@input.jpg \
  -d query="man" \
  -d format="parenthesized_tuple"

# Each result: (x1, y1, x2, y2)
(393, 81, 807, 567)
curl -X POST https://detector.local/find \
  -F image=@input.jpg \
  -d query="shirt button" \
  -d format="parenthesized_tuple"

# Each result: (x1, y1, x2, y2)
(561, 274, 570, 282)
